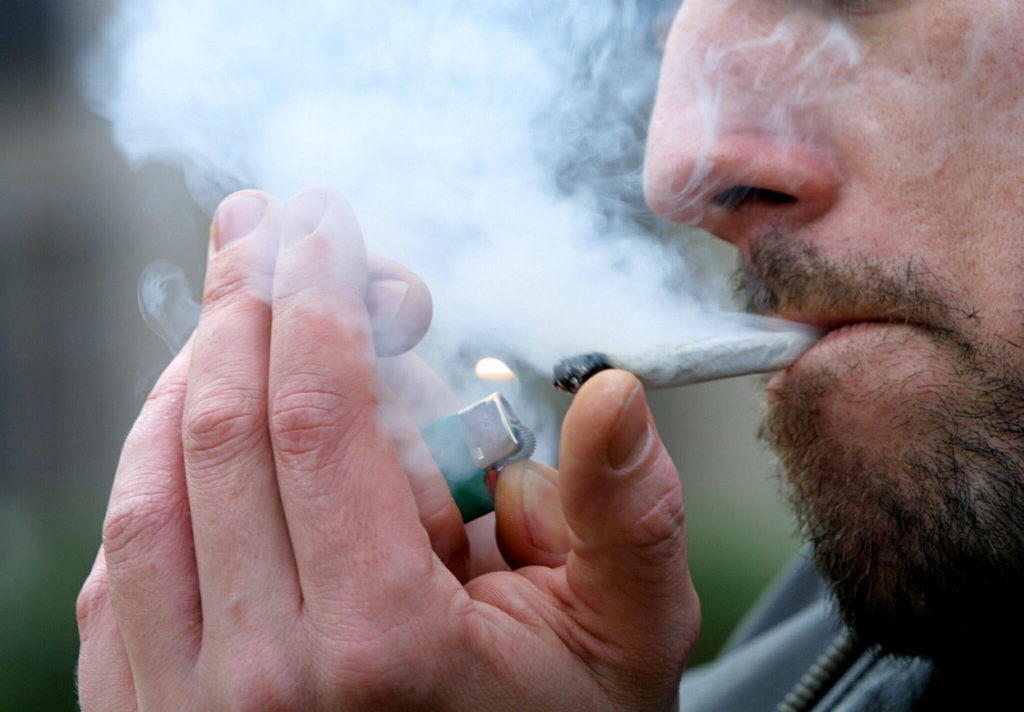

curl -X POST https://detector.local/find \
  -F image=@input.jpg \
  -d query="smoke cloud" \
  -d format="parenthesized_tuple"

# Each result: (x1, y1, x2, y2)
(83, 0, 841, 460)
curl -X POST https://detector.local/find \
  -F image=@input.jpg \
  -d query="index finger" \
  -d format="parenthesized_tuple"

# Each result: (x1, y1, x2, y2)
(267, 188, 445, 615)
(366, 254, 433, 357)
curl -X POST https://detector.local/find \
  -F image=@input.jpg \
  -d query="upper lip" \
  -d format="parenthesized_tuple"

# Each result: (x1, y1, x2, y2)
(773, 309, 926, 334)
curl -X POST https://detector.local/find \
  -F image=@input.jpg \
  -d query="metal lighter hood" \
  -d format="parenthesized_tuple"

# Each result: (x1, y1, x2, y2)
(456, 393, 521, 470)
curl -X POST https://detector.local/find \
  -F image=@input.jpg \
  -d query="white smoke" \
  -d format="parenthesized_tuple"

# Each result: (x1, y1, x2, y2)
(83, 0, 835, 459)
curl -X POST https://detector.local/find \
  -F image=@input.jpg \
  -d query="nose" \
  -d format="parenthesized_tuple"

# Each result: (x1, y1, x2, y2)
(643, 5, 842, 256)
(644, 131, 840, 255)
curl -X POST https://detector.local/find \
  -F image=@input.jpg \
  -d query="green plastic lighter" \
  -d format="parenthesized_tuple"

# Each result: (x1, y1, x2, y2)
(419, 393, 535, 522)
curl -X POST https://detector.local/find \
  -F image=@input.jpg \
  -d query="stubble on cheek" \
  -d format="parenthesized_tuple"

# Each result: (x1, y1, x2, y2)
(762, 329, 950, 538)
(758, 349, 944, 652)
(739, 233, 1024, 660)
(760, 325, 1024, 661)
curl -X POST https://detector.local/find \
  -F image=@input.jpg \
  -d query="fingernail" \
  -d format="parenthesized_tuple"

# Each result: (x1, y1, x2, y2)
(366, 279, 409, 329)
(606, 384, 651, 471)
(212, 194, 266, 252)
(285, 190, 328, 242)
(521, 465, 570, 555)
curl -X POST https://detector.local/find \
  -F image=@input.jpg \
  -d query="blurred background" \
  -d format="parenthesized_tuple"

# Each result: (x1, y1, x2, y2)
(0, 0, 798, 708)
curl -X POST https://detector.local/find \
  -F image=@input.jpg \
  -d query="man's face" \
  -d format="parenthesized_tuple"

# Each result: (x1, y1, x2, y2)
(644, 0, 1024, 662)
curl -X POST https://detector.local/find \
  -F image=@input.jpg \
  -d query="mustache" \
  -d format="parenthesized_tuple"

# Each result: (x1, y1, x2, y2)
(731, 231, 976, 343)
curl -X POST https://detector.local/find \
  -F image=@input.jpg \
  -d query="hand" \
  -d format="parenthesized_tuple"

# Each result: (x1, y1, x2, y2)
(76, 187, 700, 711)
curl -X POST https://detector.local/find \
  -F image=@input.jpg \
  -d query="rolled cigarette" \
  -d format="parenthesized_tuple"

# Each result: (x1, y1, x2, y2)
(553, 327, 821, 393)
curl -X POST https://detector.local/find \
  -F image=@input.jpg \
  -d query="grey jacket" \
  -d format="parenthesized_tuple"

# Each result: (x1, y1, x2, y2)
(678, 553, 935, 711)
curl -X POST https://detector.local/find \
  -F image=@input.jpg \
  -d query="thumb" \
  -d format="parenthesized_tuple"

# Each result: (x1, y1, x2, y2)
(559, 370, 700, 675)
(494, 459, 571, 569)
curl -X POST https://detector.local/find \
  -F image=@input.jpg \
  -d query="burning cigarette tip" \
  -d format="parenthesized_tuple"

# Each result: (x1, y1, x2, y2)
(553, 352, 613, 394)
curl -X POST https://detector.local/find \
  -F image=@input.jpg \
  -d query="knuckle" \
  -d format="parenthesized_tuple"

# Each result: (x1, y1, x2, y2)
(102, 490, 186, 564)
(271, 381, 349, 436)
(619, 481, 686, 556)
(75, 576, 109, 637)
(123, 374, 189, 449)
(202, 257, 273, 309)
(144, 371, 189, 413)
(269, 379, 375, 462)
(211, 655, 299, 712)
(217, 660, 300, 712)
(202, 268, 251, 309)
(184, 389, 265, 468)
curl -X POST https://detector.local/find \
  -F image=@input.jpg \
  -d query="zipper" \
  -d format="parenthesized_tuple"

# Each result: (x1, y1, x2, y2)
(774, 632, 862, 712)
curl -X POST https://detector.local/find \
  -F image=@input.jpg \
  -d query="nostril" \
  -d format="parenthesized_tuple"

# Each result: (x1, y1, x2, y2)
(712, 185, 754, 209)
(752, 188, 797, 205)
(712, 186, 797, 210)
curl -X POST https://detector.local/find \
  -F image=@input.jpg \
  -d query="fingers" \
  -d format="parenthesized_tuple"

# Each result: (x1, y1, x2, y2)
(376, 351, 460, 427)
(558, 371, 699, 675)
(101, 340, 200, 700)
(378, 380, 469, 581)
(494, 461, 570, 569)
(378, 351, 468, 579)
(466, 513, 512, 578)
(76, 549, 137, 712)
(183, 191, 302, 642)
(268, 188, 438, 613)
(367, 254, 432, 357)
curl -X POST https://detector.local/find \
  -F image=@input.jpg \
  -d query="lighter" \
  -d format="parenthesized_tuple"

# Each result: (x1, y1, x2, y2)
(419, 393, 535, 522)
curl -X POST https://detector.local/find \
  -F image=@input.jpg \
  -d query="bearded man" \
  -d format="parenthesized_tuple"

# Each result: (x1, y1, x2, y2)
(76, 1, 1024, 710)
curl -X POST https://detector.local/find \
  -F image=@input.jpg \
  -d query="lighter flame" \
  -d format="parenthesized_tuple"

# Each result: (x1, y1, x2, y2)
(475, 357, 517, 381)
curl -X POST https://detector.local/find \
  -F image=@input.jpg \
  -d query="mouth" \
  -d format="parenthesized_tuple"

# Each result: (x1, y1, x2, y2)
(766, 312, 930, 382)
(773, 302, 943, 339)
(777, 309, 920, 332)
(812, 319, 912, 344)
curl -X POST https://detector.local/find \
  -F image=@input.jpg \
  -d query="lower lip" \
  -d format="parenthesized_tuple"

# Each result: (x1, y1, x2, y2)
(767, 321, 906, 389)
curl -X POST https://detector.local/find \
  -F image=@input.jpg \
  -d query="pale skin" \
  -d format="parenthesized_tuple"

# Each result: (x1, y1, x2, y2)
(76, 187, 697, 711)
(646, 0, 1024, 453)
(78, 1, 1024, 709)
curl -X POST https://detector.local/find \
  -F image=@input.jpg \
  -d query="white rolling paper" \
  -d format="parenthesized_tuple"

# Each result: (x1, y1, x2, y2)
(553, 318, 822, 392)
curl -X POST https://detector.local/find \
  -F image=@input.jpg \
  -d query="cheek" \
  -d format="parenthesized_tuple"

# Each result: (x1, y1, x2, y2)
(828, 4, 1024, 246)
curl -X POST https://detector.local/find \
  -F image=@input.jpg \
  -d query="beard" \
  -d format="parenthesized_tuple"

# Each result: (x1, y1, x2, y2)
(736, 233, 1024, 665)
